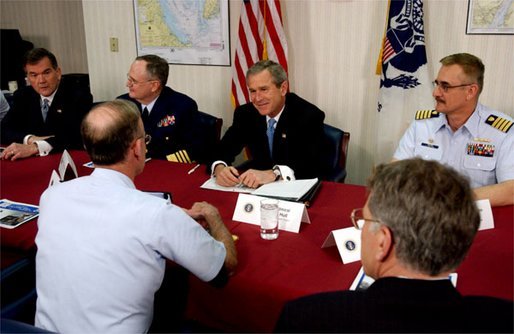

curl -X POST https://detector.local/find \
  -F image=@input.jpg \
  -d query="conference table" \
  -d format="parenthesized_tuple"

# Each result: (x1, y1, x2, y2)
(1, 150, 513, 332)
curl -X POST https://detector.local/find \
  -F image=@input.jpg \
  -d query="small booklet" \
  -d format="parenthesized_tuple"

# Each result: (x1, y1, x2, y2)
(0, 199, 39, 229)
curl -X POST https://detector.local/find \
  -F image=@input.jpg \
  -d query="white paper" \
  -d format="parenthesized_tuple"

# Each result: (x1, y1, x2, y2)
(201, 177, 318, 201)
(253, 178, 318, 201)
(201, 177, 254, 193)
(232, 193, 310, 233)
(476, 199, 494, 231)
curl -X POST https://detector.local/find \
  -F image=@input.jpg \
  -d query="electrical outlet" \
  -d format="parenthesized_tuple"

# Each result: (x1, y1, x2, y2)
(110, 37, 119, 52)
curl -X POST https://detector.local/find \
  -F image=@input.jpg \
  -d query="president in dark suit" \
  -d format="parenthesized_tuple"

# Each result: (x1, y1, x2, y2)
(1, 48, 92, 160)
(118, 55, 198, 161)
(213, 60, 325, 188)
(275, 159, 513, 333)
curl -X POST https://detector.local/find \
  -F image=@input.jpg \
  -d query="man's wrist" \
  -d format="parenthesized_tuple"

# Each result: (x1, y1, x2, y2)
(272, 167, 281, 181)
(32, 142, 40, 156)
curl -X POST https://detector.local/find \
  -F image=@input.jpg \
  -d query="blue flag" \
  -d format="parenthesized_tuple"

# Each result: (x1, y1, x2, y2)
(375, 0, 433, 163)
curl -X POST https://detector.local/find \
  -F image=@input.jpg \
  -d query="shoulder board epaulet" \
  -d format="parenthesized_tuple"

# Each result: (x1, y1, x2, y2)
(485, 114, 513, 133)
(415, 110, 439, 120)
(166, 150, 192, 163)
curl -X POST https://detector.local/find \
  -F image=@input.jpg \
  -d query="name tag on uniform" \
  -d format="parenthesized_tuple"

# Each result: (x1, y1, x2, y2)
(421, 142, 439, 149)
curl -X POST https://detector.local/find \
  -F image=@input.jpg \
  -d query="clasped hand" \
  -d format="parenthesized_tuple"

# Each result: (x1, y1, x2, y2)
(214, 165, 275, 189)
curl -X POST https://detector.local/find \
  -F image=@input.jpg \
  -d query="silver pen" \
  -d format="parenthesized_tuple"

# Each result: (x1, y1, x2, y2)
(187, 163, 201, 174)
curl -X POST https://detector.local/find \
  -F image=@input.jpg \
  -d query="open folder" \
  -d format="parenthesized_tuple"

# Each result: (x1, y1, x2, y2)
(201, 178, 322, 207)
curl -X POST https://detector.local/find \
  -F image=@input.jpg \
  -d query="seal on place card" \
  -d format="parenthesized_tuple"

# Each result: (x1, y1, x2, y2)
(233, 193, 310, 233)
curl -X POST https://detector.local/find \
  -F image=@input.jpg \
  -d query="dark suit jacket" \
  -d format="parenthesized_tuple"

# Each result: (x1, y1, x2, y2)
(1, 76, 92, 151)
(275, 277, 514, 333)
(118, 86, 198, 160)
(215, 93, 325, 179)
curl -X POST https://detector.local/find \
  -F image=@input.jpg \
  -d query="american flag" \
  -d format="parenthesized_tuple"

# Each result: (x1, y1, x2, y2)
(231, 0, 288, 107)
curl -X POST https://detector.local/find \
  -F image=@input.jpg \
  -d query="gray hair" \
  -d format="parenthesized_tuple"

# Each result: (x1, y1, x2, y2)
(367, 158, 480, 276)
(246, 60, 287, 87)
(136, 54, 169, 87)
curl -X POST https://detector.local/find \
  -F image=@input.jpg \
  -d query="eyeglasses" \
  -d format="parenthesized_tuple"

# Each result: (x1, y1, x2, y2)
(126, 74, 157, 86)
(350, 208, 381, 230)
(432, 80, 474, 93)
(138, 134, 151, 145)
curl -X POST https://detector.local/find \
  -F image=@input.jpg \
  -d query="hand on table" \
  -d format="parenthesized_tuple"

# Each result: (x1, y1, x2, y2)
(0, 143, 38, 161)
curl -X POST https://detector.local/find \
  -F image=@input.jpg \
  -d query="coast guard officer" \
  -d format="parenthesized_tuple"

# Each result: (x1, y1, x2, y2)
(393, 53, 513, 207)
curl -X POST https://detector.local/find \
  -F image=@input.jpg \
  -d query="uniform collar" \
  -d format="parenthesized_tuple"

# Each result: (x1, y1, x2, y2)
(91, 167, 136, 190)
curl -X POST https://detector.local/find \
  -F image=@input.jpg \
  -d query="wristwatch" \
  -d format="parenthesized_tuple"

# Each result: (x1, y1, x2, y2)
(273, 167, 281, 181)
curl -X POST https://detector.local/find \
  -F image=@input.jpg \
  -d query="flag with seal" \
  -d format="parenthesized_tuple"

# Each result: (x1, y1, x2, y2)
(375, 0, 433, 163)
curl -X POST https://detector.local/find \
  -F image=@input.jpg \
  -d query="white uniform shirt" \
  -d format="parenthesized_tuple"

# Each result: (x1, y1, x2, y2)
(394, 103, 514, 188)
(35, 168, 226, 333)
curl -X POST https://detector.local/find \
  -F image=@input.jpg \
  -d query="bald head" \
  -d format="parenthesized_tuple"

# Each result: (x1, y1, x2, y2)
(81, 100, 142, 165)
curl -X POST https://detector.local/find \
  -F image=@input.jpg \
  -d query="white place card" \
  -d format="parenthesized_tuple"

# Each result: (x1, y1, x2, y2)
(322, 226, 362, 264)
(48, 170, 62, 187)
(232, 193, 310, 233)
(58, 149, 78, 180)
(476, 199, 494, 231)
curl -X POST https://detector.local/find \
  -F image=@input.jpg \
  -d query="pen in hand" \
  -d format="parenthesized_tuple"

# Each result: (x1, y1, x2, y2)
(187, 164, 201, 174)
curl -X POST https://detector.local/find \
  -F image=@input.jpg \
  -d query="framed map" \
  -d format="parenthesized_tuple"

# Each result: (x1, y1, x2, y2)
(466, 0, 514, 34)
(133, 0, 231, 65)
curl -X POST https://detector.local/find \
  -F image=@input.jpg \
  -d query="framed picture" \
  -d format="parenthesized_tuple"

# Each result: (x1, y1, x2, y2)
(133, 0, 231, 66)
(466, 0, 514, 35)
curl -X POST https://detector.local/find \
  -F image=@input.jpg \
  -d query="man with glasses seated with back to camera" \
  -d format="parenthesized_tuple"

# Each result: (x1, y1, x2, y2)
(275, 158, 513, 333)
(393, 53, 513, 207)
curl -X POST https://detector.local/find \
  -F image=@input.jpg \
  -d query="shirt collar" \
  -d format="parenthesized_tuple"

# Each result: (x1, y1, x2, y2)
(460, 103, 482, 138)
(40, 88, 58, 105)
(91, 167, 136, 190)
(142, 96, 159, 115)
(433, 104, 482, 138)
(266, 105, 285, 124)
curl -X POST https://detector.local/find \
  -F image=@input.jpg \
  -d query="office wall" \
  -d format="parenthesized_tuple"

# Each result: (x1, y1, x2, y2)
(0, 0, 88, 74)
(2, 0, 513, 185)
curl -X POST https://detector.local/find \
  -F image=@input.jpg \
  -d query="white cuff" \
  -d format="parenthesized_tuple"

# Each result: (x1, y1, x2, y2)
(23, 134, 34, 145)
(211, 160, 227, 177)
(273, 165, 295, 181)
(34, 140, 53, 156)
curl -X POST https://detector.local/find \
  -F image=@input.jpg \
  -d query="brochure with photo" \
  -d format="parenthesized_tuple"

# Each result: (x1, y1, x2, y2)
(0, 199, 39, 229)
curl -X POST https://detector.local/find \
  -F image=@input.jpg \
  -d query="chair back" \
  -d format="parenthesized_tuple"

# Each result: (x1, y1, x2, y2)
(322, 123, 350, 183)
(192, 111, 222, 163)
(0, 319, 55, 333)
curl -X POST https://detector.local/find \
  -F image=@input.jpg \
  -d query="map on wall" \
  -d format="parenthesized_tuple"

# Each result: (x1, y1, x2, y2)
(466, 0, 514, 34)
(133, 0, 230, 65)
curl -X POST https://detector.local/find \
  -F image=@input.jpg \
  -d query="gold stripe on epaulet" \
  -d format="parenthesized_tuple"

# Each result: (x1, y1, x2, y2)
(485, 114, 513, 133)
(415, 110, 439, 120)
(166, 150, 192, 163)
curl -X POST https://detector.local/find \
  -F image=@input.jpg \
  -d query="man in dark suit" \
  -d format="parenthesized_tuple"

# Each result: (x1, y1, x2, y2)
(118, 55, 198, 161)
(275, 158, 513, 333)
(1, 48, 92, 161)
(213, 60, 325, 188)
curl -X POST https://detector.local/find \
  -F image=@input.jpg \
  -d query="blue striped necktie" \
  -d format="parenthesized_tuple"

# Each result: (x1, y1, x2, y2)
(267, 118, 276, 155)
(41, 99, 50, 121)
